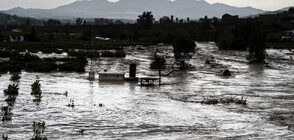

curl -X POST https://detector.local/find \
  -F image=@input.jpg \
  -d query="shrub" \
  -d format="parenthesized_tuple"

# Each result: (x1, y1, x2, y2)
(23, 53, 42, 62)
(58, 62, 85, 72)
(115, 50, 126, 57)
(101, 51, 115, 57)
(25, 62, 57, 72)
(68, 50, 100, 58)
(0, 64, 9, 73)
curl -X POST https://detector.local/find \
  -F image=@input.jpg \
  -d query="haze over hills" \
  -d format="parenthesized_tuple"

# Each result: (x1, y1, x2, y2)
(2, 0, 265, 20)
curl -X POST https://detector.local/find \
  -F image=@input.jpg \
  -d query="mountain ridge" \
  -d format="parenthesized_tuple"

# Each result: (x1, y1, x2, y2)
(2, 0, 265, 19)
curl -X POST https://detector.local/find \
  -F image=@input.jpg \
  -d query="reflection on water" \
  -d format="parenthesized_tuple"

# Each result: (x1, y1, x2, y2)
(1, 42, 294, 139)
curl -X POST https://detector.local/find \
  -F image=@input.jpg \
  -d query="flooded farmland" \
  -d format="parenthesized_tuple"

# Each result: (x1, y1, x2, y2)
(1, 42, 294, 139)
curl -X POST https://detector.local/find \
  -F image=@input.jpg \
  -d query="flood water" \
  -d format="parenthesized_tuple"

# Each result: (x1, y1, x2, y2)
(1, 42, 294, 139)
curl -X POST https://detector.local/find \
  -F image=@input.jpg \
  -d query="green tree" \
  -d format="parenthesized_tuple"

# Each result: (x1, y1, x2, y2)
(25, 17, 31, 26)
(137, 11, 154, 29)
(247, 32, 266, 63)
(289, 7, 294, 14)
(76, 17, 83, 25)
(26, 27, 38, 41)
(172, 34, 196, 70)
(45, 19, 62, 27)
(198, 16, 212, 41)
(0, 30, 3, 42)
(159, 16, 172, 24)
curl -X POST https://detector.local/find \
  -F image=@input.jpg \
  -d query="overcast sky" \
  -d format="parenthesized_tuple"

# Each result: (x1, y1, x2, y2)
(0, 0, 293, 11)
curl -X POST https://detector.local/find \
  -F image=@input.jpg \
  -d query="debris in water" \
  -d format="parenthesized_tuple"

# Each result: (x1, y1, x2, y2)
(223, 69, 231, 76)
(67, 99, 75, 108)
(64, 91, 68, 96)
(77, 129, 85, 134)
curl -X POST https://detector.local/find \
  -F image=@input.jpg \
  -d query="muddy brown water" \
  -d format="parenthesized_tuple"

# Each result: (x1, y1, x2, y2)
(1, 42, 294, 139)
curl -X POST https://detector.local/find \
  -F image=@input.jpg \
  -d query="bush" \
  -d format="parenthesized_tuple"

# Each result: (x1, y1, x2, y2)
(58, 62, 85, 72)
(25, 62, 57, 72)
(0, 63, 9, 73)
(101, 50, 126, 58)
(230, 37, 248, 50)
(67, 50, 100, 58)
(101, 51, 115, 57)
(8, 65, 22, 73)
(23, 53, 42, 62)
(115, 50, 126, 57)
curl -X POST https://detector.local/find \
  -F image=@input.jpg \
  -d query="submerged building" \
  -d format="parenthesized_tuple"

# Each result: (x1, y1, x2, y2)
(98, 70, 124, 81)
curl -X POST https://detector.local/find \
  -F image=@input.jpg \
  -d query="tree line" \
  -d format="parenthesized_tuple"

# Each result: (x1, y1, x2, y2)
(1, 8, 294, 67)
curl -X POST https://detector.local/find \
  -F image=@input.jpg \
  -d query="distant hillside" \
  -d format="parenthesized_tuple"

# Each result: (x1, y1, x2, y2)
(0, 12, 43, 26)
(2, 0, 265, 20)
(262, 7, 293, 15)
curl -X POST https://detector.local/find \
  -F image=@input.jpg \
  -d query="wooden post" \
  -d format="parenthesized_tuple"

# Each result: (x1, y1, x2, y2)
(157, 57, 161, 86)
(159, 63, 161, 86)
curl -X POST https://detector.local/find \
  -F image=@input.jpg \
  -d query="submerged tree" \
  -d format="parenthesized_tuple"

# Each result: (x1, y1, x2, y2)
(32, 121, 47, 140)
(10, 73, 21, 82)
(4, 84, 19, 96)
(172, 34, 196, 70)
(137, 11, 154, 29)
(150, 51, 166, 69)
(247, 32, 266, 63)
(31, 80, 42, 95)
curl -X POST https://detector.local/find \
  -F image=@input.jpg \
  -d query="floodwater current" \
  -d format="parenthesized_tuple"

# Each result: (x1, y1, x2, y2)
(1, 42, 294, 139)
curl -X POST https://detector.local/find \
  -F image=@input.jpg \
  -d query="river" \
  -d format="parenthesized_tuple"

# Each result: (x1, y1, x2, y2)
(1, 42, 294, 139)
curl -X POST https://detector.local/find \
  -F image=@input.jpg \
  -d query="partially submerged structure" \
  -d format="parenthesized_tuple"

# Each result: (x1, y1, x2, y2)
(139, 77, 159, 86)
(98, 63, 160, 86)
(98, 70, 125, 81)
(88, 59, 95, 80)
(124, 63, 139, 81)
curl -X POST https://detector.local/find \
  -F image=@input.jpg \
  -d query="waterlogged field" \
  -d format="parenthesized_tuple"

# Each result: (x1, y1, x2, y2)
(1, 42, 294, 139)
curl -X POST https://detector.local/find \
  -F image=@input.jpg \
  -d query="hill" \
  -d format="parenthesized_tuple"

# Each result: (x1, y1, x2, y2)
(2, 0, 265, 20)
(0, 12, 43, 26)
